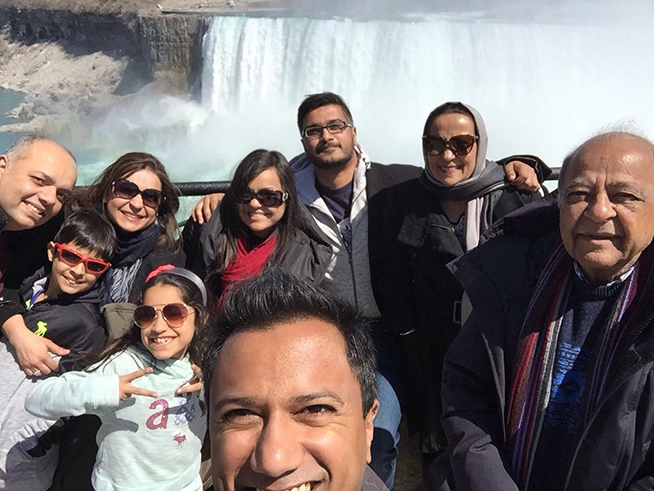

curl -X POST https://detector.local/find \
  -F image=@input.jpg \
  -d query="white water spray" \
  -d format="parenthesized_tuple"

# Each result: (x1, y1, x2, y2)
(201, 11, 654, 173)
(70, 3, 654, 187)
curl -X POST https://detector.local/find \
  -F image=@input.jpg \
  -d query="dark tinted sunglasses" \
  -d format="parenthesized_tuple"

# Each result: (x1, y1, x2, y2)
(54, 243, 111, 275)
(423, 134, 478, 156)
(112, 178, 164, 209)
(133, 303, 194, 329)
(239, 188, 289, 207)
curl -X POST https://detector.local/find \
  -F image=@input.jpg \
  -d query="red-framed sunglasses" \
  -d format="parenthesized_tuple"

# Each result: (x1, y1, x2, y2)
(54, 243, 111, 275)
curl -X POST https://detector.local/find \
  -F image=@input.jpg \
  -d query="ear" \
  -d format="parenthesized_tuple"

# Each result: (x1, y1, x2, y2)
(46, 242, 56, 263)
(0, 154, 9, 177)
(364, 398, 380, 464)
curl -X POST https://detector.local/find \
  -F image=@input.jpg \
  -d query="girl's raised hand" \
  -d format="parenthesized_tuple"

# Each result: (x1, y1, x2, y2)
(176, 364, 203, 395)
(118, 367, 158, 402)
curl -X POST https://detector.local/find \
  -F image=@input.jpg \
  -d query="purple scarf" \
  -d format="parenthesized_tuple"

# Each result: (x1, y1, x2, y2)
(506, 243, 654, 488)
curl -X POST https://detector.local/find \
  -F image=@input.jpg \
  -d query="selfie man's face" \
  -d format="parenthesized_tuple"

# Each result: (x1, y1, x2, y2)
(209, 318, 378, 491)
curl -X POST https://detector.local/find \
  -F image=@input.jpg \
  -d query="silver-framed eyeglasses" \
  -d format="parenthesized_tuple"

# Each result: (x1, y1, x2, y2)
(301, 120, 353, 140)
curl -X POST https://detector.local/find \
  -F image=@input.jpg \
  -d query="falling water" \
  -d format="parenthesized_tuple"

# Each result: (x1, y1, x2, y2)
(200, 8, 654, 173)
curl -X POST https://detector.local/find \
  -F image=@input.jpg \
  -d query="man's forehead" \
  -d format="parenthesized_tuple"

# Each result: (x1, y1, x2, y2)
(213, 319, 358, 396)
(14, 140, 77, 179)
(304, 104, 348, 125)
(567, 135, 654, 183)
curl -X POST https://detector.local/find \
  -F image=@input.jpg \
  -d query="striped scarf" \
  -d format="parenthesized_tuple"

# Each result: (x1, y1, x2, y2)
(506, 243, 654, 488)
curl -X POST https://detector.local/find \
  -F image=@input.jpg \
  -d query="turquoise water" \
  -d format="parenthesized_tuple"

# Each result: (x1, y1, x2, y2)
(0, 88, 25, 153)
(0, 88, 199, 220)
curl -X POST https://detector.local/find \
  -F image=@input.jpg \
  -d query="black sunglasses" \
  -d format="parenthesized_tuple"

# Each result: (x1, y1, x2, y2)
(239, 188, 289, 207)
(133, 303, 194, 329)
(423, 134, 478, 156)
(112, 178, 164, 209)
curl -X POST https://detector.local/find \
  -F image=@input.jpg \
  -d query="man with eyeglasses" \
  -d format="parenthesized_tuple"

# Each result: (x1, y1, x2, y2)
(0, 135, 78, 379)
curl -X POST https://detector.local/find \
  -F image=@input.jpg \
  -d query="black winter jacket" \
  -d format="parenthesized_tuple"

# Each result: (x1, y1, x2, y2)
(442, 196, 654, 491)
(17, 267, 106, 372)
(0, 209, 64, 328)
(124, 246, 186, 304)
(374, 177, 538, 440)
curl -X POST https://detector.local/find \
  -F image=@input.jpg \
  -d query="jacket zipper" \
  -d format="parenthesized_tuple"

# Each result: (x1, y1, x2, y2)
(562, 309, 654, 490)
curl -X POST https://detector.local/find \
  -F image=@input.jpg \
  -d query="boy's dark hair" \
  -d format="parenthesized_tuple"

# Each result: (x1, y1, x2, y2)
(54, 210, 117, 261)
(201, 268, 378, 416)
(297, 92, 354, 133)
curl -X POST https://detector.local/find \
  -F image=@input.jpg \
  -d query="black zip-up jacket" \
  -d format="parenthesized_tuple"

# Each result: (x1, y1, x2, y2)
(442, 196, 654, 491)
(0, 209, 64, 330)
(373, 176, 537, 442)
(17, 267, 105, 372)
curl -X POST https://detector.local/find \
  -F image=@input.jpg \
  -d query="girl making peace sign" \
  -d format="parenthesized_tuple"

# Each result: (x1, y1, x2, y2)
(26, 267, 208, 491)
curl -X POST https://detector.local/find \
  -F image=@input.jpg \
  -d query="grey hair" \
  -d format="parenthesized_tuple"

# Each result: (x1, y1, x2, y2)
(5, 135, 77, 165)
(558, 126, 654, 199)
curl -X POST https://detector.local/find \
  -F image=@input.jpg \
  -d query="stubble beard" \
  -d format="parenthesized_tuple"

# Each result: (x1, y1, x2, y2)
(309, 145, 356, 170)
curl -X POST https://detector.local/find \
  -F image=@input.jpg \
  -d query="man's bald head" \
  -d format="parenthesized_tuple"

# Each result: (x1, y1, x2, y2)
(0, 136, 77, 231)
(558, 132, 654, 283)
(559, 132, 654, 189)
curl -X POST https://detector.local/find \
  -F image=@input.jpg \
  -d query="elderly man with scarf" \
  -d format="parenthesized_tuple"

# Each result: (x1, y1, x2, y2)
(443, 131, 654, 491)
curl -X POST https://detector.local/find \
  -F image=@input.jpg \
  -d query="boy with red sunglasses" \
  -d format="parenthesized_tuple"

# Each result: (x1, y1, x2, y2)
(0, 210, 116, 491)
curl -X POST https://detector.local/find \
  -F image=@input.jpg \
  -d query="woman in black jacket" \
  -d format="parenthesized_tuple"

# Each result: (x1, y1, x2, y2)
(184, 149, 331, 304)
(375, 101, 543, 490)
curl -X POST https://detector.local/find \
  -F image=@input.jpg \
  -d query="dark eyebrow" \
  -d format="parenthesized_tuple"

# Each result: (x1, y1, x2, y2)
(213, 396, 259, 413)
(565, 177, 590, 188)
(306, 119, 345, 127)
(291, 391, 345, 406)
(32, 171, 55, 186)
(606, 182, 643, 195)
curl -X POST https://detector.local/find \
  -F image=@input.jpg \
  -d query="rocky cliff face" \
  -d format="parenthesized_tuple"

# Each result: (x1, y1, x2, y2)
(0, 6, 211, 93)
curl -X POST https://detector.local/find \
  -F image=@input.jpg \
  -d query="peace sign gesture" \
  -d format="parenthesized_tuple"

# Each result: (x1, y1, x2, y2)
(118, 367, 158, 402)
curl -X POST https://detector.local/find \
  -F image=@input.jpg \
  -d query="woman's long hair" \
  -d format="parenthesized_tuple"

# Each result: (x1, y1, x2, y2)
(71, 152, 180, 251)
(212, 149, 300, 273)
(87, 272, 209, 369)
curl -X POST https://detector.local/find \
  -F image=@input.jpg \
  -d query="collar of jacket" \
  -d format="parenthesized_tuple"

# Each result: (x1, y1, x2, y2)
(0, 206, 7, 233)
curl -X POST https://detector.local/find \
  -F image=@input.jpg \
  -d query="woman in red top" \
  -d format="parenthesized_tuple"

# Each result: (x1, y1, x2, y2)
(184, 149, 331, 304)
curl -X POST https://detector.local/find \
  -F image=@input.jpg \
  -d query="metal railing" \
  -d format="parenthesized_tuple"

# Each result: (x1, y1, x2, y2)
(173, 168, 561, 197)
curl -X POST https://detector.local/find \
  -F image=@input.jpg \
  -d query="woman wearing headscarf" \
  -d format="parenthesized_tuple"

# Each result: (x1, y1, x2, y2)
(374, 101, 546, 490)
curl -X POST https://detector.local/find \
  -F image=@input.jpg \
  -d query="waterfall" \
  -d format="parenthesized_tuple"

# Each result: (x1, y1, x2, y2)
(201, 12, 654, 171)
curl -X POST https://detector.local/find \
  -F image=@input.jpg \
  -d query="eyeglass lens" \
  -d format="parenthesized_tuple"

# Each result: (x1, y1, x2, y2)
(134, 303, 189, 329)
(57, 246, 109, 274)
(113, 179, 163, 208)
(303, 120, 349, 139)
(426, 135, 477, 156)
(241, 189, 286, 207)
